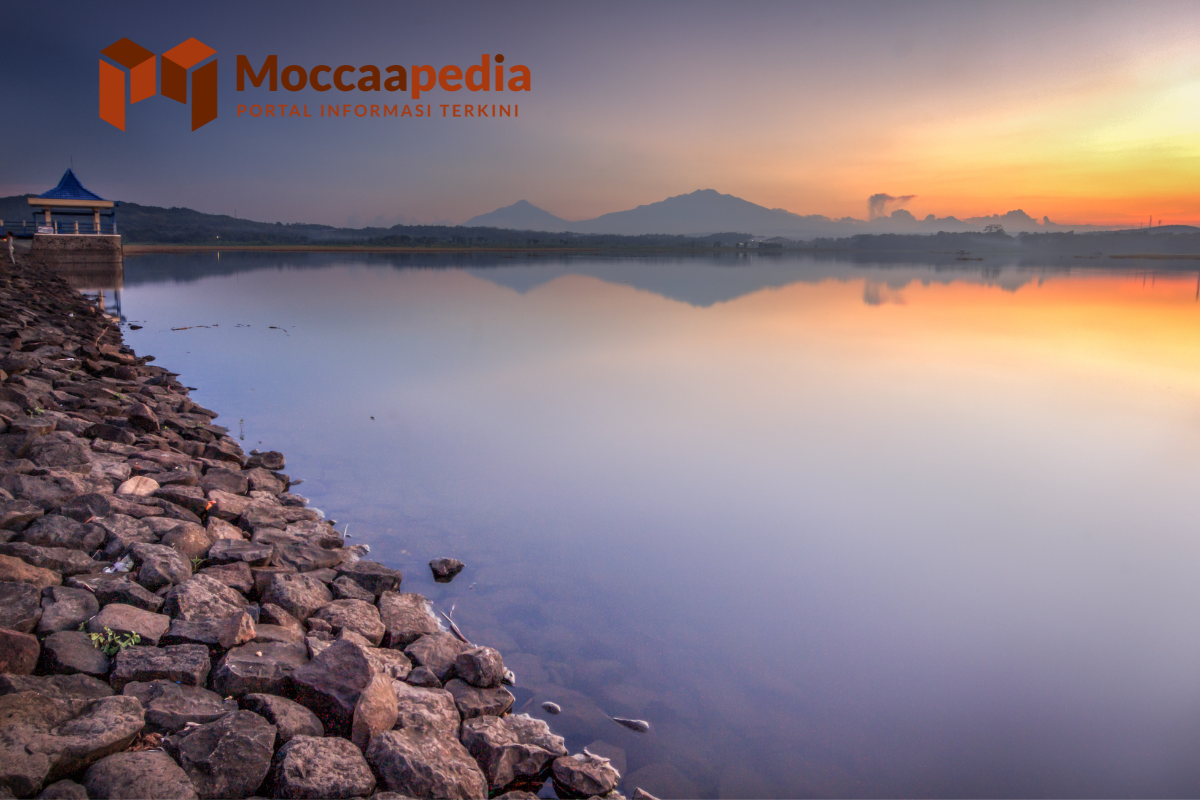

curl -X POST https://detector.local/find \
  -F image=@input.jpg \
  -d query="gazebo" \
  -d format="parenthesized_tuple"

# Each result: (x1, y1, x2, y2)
(25, 169, 117, 236)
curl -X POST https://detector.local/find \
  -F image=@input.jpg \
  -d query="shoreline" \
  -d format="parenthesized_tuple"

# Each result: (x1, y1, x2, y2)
(0, 252, 629, 799)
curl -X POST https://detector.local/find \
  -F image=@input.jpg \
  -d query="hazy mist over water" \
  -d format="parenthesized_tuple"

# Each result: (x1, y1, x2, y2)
(119, 253, 1200, 798)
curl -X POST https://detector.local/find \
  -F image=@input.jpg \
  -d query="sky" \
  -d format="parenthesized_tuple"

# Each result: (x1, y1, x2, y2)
(3, 0, 1199, 228)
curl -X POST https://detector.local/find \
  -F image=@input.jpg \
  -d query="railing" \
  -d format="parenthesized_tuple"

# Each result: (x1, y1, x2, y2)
(1, 220, 118, 237)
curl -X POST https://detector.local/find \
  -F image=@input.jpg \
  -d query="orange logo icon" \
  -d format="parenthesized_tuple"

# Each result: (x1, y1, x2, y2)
(100, 37, 218, 131)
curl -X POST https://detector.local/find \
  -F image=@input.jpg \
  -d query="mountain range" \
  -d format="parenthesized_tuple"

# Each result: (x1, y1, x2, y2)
(467, 189, 1117, 238)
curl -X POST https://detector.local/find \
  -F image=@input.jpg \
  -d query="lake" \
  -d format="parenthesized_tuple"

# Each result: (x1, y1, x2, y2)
(116, 251, 1200, 798)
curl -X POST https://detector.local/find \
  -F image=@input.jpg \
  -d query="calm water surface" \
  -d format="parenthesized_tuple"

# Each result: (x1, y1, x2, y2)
(118, 253, 1200, 798)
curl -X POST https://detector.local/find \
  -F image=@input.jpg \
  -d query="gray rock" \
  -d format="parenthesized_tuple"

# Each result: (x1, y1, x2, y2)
(330, 575, 375, 601)
(88, 603, 171, 646)
(67, 573, 164, 612)
(260, 572, 331, 621)
(360, 644, 413, 681)
(38, 586, 99, 634)
(453, 646, 506, 689)
(270, 735, 376, 799)
(336, 560, 402, 596)
(258, 602, 303, 632)
(128, 542, 191, 591)
(243, 468, 284, 495)
(165, 709, 275, 799)
(313, 599, 385, 645)
(351, 673, 398, 750)
(461, 713, 568, 792)
(240, 693, 323, 743)
(552, 753, 621, 798)
(247, 451, 285, 470)
(252, 623, 305, 647)
(390, 680, 461, 740)
(0, 580, 43, 632)
(109, 644, 211, 692)
(0, 499, 43, 532)
(429, 557, 464, 583)
(163, 574, 248, 621)
(405, 632, 470, 682)
(444, 678, 515, 720)
(35, 778, 89, 799)
(122, 680, 238, 734)
(0, 543, 100, 577)
(40, 631, 110, 678)
(0, 692, 144, 797)
(0, 628, 39, 674)
(288, 638, 373, 738)
(378, 592, 440, 649)
(83, 751, 198, 800)
(19, 515, 104, 553)
(212, 641, 309, 697)
(126, 402, 160, 434)
(199, 469, 249, 496)
(198, 561, 253, 593)
(366, 728, 488, 800)
(0, 674, 113, 701)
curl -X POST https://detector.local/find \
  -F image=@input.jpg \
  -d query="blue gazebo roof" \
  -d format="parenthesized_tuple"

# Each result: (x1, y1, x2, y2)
(38, 169, 106, 202)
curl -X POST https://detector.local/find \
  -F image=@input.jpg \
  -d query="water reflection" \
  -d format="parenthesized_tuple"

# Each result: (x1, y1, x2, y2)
(51, 260, 124, 318)
(122, 254, 1200, 797)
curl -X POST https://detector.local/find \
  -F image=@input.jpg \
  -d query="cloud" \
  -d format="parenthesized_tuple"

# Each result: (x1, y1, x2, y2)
(868, 193, 917, 220)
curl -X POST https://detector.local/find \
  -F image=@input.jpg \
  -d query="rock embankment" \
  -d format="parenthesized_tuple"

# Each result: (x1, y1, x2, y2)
(0, 254, 624, 799)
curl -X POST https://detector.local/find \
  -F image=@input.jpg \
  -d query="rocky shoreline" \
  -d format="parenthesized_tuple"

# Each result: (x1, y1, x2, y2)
(0, 253, 634, 800)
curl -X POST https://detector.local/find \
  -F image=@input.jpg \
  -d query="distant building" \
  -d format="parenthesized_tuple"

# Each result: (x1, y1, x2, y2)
(24, 169, 118, 236)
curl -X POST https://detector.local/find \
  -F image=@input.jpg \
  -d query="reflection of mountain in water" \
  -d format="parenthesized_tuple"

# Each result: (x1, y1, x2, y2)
(124, 251, 1198, 309)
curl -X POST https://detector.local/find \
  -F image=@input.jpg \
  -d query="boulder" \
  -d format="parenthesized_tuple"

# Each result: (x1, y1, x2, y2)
(313, 599, 385, 645)
(163, 610, 256, 652)
(391, 680, 461, 740)
(93, 514, 156, 560)
(39, 631, 111, 678)
(0, 628, 39, 674)
(378, 591, 440, 648)
(405, 632, 470, 682)
(0, 543, 100, 577)
(258, 602, 303, 632)
(199, 469, 249, 496)
(0, 553, 61, 589)
(240, 693, 323, 743)
(552, 753, 621, 798)
(444, 678, 515, 720)
(0, 674, 113, 701)
(429, 557, 464, 583)
(252, 623, 305, 647)
(160, 522, 215, 561)
(288, 639, 373, 737)
(336, 560, 402, 596)
(165, 709, 275, 799)
(453, 646, 506, 688)
(163, 574, 248, 621)
(0, 499, 43, 532)
(38, 586, 99, 634)
(260, 572, 331, 621)
(330, 575, 375, 602)
(360, 644, 412, 681)
(116, 475, 160, 496)
(366, 728, 488, 800)
(405, 665, 442, 689)
(207, 538, 275, 567)
(205, 517, 246, 542)
(83, 751, 197, 800)
(247, 451, 285, 470)
(122, 680, 238, 734)
(19, 515, 103, 553)
(125, 403, 160, 434)
(212, 641, 309, 697)
(198, 561, 253, 593)
(0, 580, 43, 632)
(351, 673, 398, 749)
(35, 778, 90, 799)
(88, 603, 171, 646)
(243, 468, 284, 495)
(0, 692, 144, 797)
(128, 542, 191, 591)
(109, 644, 211, 692)
(460, 714, 568, 793)
(269, 735, 376, 799)
(67, 574, 163, 612)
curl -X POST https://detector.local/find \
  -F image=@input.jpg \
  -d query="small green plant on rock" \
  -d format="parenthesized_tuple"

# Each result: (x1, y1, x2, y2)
(88, 627, 140, 656)
(190, 556, 205, 571)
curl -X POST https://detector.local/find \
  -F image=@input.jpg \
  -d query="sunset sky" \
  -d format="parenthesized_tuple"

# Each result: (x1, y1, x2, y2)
(3, 0, 1198, 227)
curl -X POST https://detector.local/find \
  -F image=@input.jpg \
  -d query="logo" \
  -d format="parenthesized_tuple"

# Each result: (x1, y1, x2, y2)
(100, 37, 218, 131)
